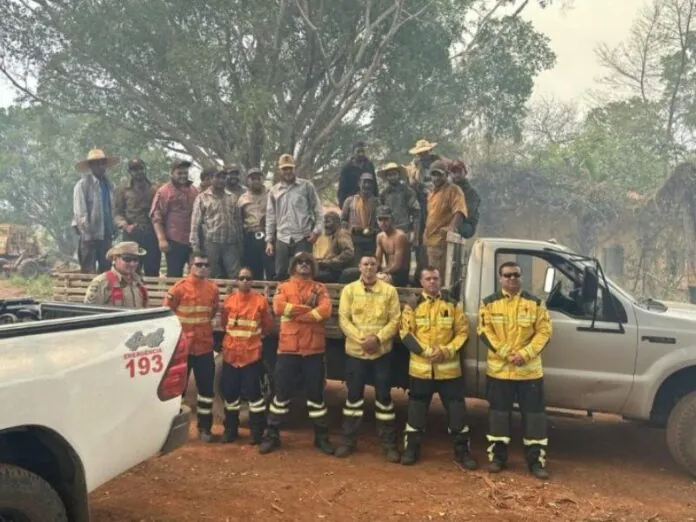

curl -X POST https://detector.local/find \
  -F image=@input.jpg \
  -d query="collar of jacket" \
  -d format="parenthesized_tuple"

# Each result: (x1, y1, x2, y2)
(187, 273, 210, 286)
(502, 289, 521, 299)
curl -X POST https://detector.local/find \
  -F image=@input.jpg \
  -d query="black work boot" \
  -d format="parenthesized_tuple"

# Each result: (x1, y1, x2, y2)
(335, 442, 355, 458)
(453, 434, 477, 470)
(221, 412, 239, 443)
(488, 460, 505, 473)
(377, 421, 400, 464)
(400, 431, 422, 466)
(314, 426, 335, 456)
(249, 412, 266, 446)
(336, 415, 361, 458)
(258, 427, 281, 455)
(487, 439, 508, 473)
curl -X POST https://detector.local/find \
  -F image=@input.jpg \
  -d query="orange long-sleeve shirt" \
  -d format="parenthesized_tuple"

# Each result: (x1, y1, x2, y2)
(221, 290, 274, 367)
(273, 277, 332, 356)
(164, 275, 219, 355)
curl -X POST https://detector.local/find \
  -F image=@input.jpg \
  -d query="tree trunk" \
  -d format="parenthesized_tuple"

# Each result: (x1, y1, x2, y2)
(682, 198, 696, 303)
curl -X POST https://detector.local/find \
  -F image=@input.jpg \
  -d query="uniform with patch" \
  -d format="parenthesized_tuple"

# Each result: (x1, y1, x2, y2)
(477, 290, 553, 472)
(398, 291, 475, 467)
(84, 269, 148, 308)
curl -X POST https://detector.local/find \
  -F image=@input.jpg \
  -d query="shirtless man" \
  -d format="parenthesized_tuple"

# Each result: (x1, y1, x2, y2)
(375, 206, 411, 287)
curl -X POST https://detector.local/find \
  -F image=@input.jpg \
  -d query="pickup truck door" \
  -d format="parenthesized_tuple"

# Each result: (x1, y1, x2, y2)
(482, 249, 638, 413)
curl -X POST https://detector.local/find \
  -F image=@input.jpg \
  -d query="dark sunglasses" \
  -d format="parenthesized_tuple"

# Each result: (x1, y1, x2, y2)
(194, 262, 210, 268)
(502, 272, 521, 279)
(296, 260, 312, 266)
(238, 276, 252, 281)
(120, 256, 140, 263)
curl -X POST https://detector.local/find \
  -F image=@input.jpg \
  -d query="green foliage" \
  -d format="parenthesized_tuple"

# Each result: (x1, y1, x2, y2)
(8, 274, 53, 300)
(0, 106, 170, 254)
(0, 0, 554, 177)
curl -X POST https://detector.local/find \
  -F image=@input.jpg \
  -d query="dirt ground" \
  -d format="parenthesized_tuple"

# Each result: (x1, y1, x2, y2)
(88, 383, 696, 522)
(9, 281, 694, 521)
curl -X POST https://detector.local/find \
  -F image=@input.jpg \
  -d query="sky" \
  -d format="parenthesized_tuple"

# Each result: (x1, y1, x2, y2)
(0, 0, 643, 109)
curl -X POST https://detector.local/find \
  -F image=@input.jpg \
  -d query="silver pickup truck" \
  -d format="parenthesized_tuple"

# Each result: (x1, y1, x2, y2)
(449, 237, 696, 478)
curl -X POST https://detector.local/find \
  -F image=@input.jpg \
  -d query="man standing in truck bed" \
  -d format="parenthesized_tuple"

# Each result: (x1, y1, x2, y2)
(84, 241, 148, 308)
(477, 261, 552, 479)
(164, 252, 219, 442)
(265, 154, 324, 281)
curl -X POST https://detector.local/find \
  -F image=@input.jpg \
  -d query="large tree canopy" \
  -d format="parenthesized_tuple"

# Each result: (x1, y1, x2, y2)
(0, 0, 554, 176)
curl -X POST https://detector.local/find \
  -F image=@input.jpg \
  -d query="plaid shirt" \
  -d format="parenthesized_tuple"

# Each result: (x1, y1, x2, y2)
(190, 188, 243, 250)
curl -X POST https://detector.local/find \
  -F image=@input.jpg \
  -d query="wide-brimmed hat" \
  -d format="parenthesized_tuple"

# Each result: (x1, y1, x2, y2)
(289, 251, 317, 276)
(378, 162, 407, 176)
(106, 241, 147, 261)
(409, 139, 437, 155)
(75, 149, 120, 173)
(278, 154, 295, 169)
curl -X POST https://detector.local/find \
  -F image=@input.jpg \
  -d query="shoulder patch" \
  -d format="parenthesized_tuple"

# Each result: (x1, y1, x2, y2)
(520, 291, 542, 305)
(483, 291, 504, 305)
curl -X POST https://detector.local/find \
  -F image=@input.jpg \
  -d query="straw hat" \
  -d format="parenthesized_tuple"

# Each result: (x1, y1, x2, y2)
(408, 139, 437, 155)
(75, 149, 120, 173)
(278, 154, 295, 169)
(106, 241, 147, 261)
(378, 162, 407, 176)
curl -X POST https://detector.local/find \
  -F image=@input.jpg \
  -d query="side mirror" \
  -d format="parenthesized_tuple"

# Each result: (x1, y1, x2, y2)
(582, 266, 598, 303)
(543, 267, 556, 293)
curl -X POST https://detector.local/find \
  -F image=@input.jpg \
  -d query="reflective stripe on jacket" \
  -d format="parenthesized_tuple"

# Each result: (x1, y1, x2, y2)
(477, 290, 552, 381)
(399, 292, 468, 380)
(338, 279, 401, 360)
(273, 277, 332, 356)
(221, 291, 274, 367)
(163, 275, 219, 355)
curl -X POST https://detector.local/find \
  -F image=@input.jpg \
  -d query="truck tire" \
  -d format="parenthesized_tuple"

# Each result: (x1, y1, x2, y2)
(17, 260, 39, 280)
(666, 390, 696, 477)
(0, 464, 68, 522)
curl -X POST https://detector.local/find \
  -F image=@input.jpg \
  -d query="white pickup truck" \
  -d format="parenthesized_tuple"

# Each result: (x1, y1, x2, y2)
(0, 300, 190, 522)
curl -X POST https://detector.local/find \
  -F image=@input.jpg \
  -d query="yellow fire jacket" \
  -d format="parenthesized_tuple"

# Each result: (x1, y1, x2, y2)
(477, 290, 552, 380)
(399, 292, 468, 380)
(338, 279, 401, 360)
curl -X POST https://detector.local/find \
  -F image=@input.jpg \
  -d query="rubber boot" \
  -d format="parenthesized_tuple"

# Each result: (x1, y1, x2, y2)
(335, 415, 361, 458)
(400, 431, 422, 466)
(249, 412, 265, 446)
(313, 426, 335, 456)
(453, 433, 477, 470)
(221, 411, 239, 443)
(377, 421, 400, 464)
(258, 426, 281, 455)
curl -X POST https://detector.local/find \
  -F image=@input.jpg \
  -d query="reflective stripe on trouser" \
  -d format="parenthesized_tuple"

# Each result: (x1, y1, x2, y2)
(219, 361, 266, 434)
(187, 352, 215, 431)
(523, 412, 548, 469)
(267, 353, 327, 430)
(340, 399, 364, 446)
(486, 410, 511, 463)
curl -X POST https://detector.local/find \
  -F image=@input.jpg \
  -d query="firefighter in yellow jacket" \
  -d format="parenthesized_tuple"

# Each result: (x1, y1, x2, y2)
(477, 261, 552, 479)
(336, 255, 401, 462)
(398, 266, 477, 469)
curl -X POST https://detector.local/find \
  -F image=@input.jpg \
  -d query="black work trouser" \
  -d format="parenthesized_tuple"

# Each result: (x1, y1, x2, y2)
(78, 238, 111, 274)
(274, 239, 311, 281)
(243, 231, 275, 280)
(406, 376, 471, 444)
(267, 353, 328, 432)
(186, 352, 215, 432)
(165, 239, 191, 278)
(123, 226, 160, 277)
(486, 377, 547, 469)
(341, 353, 396, 448)
(220, 361, 266, 436)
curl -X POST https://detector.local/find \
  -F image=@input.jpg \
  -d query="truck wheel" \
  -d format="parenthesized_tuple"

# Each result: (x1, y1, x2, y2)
(0, 464, 68, 522)
(666, 390, 696, 477)
(17, 260, 39, 280)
